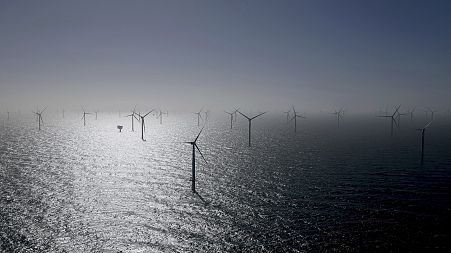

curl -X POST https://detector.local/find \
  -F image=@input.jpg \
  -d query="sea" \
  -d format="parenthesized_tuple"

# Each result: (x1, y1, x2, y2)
(1, 112, 450, 252)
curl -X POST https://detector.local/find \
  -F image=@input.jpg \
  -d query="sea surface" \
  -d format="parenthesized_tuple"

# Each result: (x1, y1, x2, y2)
(1, 112, 450, 252)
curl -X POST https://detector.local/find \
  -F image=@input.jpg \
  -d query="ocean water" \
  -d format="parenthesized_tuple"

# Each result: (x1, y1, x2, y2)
(1, 113, 450, 252)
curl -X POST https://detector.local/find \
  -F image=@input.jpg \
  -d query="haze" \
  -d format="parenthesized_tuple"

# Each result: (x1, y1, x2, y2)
(0, 0, 449, 112)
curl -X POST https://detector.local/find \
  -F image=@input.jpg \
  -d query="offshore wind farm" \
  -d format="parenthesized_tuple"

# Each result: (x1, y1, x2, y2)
(1, 0, 450, 252)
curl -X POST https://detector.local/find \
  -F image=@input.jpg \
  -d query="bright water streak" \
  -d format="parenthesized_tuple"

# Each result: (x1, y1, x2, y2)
(1, 113, 450, 252)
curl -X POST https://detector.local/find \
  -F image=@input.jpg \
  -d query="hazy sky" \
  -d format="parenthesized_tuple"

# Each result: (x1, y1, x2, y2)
(0, 0, 449, 112)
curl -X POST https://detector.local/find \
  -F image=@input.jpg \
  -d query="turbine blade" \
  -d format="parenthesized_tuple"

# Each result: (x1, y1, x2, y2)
(142, 110, 152, 118)
(237, 111, 250, 120)
(251, 111, 267, 120)
(195, 144, 208, 164)
(194, 126, 205, 142)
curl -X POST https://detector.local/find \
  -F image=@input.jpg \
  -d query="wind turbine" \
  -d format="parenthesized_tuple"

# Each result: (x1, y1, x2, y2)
(291, 107, 306, 132)
(407, 106, 416, 121)
(137, 110, 154, 141)
(417, 121, 432, 164)
(95, 110, 99, 120)
(81, 107, 93, 126)
(157, 110, 168, 125)
(224, 111, 234, 129)
(284, 108, 291, 123)
(426, 107, 439, 121)
(125, 107, 139, 131)
(378, 105, 401, 136)
(332, 108, 344, 128)
(238, 110, 267, 147)
(184, 126, 208, 193)
(194, 108, 203, 126)
(33, 107, 47, 131)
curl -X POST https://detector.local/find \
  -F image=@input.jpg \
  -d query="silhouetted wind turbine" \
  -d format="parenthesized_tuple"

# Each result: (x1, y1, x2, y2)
(194, 108, 203, 126)
(417, 121, 432, 164)
(158, 110, 168, 124)
(426, 107, 438, 121)
(378, 105, 401, 136)
(407, 106, 416, 121)
(238, 111, 267, 147)
(81, 107, 93, 126)
(125, 107, 139, 131)
(138, 110, 154, 141)
(33, 107, 47, 131)
(291, 107, 306, 132)
(332, 108, 344, 128)
(284, 109, 291, 123)
(184, 126, 208, 193)
(224, 111, 234, 129)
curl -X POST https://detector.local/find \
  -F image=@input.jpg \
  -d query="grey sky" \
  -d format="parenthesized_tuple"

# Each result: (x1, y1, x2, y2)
(0, 0, 449, 112)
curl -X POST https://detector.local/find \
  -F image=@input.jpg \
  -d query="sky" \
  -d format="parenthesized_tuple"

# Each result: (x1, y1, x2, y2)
(0, 0, 449, 112)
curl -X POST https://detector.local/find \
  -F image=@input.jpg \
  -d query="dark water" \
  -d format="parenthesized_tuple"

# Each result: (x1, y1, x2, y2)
(1, 113, 450, 252)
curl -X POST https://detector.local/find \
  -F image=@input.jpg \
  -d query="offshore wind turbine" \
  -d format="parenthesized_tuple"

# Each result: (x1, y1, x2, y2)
(224, 111, 234, 129)
(238, 110, 267, 147)
(194, 108, 203, 126)
(125, 107, 139, 131)
(33, 107, 47, 131)
(426, 107, 439, 121)
(184, 126, 208, 193)
(291, 107, 306, 132)
(417, 121, 432, 164)
(332, 108, 344, 128)
(157, 110, 168, 124)
(378, 105, 401, 136)
(407, 106, 416, 121)
(284, 109, 291, 123)
(81, 107, 93, 126)
(137, 110, 154, 141)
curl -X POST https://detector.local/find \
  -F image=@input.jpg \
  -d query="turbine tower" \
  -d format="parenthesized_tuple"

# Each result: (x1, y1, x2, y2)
(238, 110, 267, 147)
(185, 126, 208, 193)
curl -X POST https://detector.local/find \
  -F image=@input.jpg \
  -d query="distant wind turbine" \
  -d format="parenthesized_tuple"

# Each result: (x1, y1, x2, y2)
(125, 107, 139, 131)
(407, 106, 416, 121)
(284, 109, 291, 123)
(291, 107, 306, 132)
(81, 107, 93, 126)
(238, 110, 267, 147)
(378, 105, 401, 136)
(417, 121, 432, 164)
(137, 110, 154, 141)
(33, 107, 47, 131)
(184, 126, 208, 193)
(332, 108, 344, 128)
(194, 108, 203, 126)
(158, 110, 168, 124)
(426, 107, 439, 121)
(224, 111, 234, 129)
